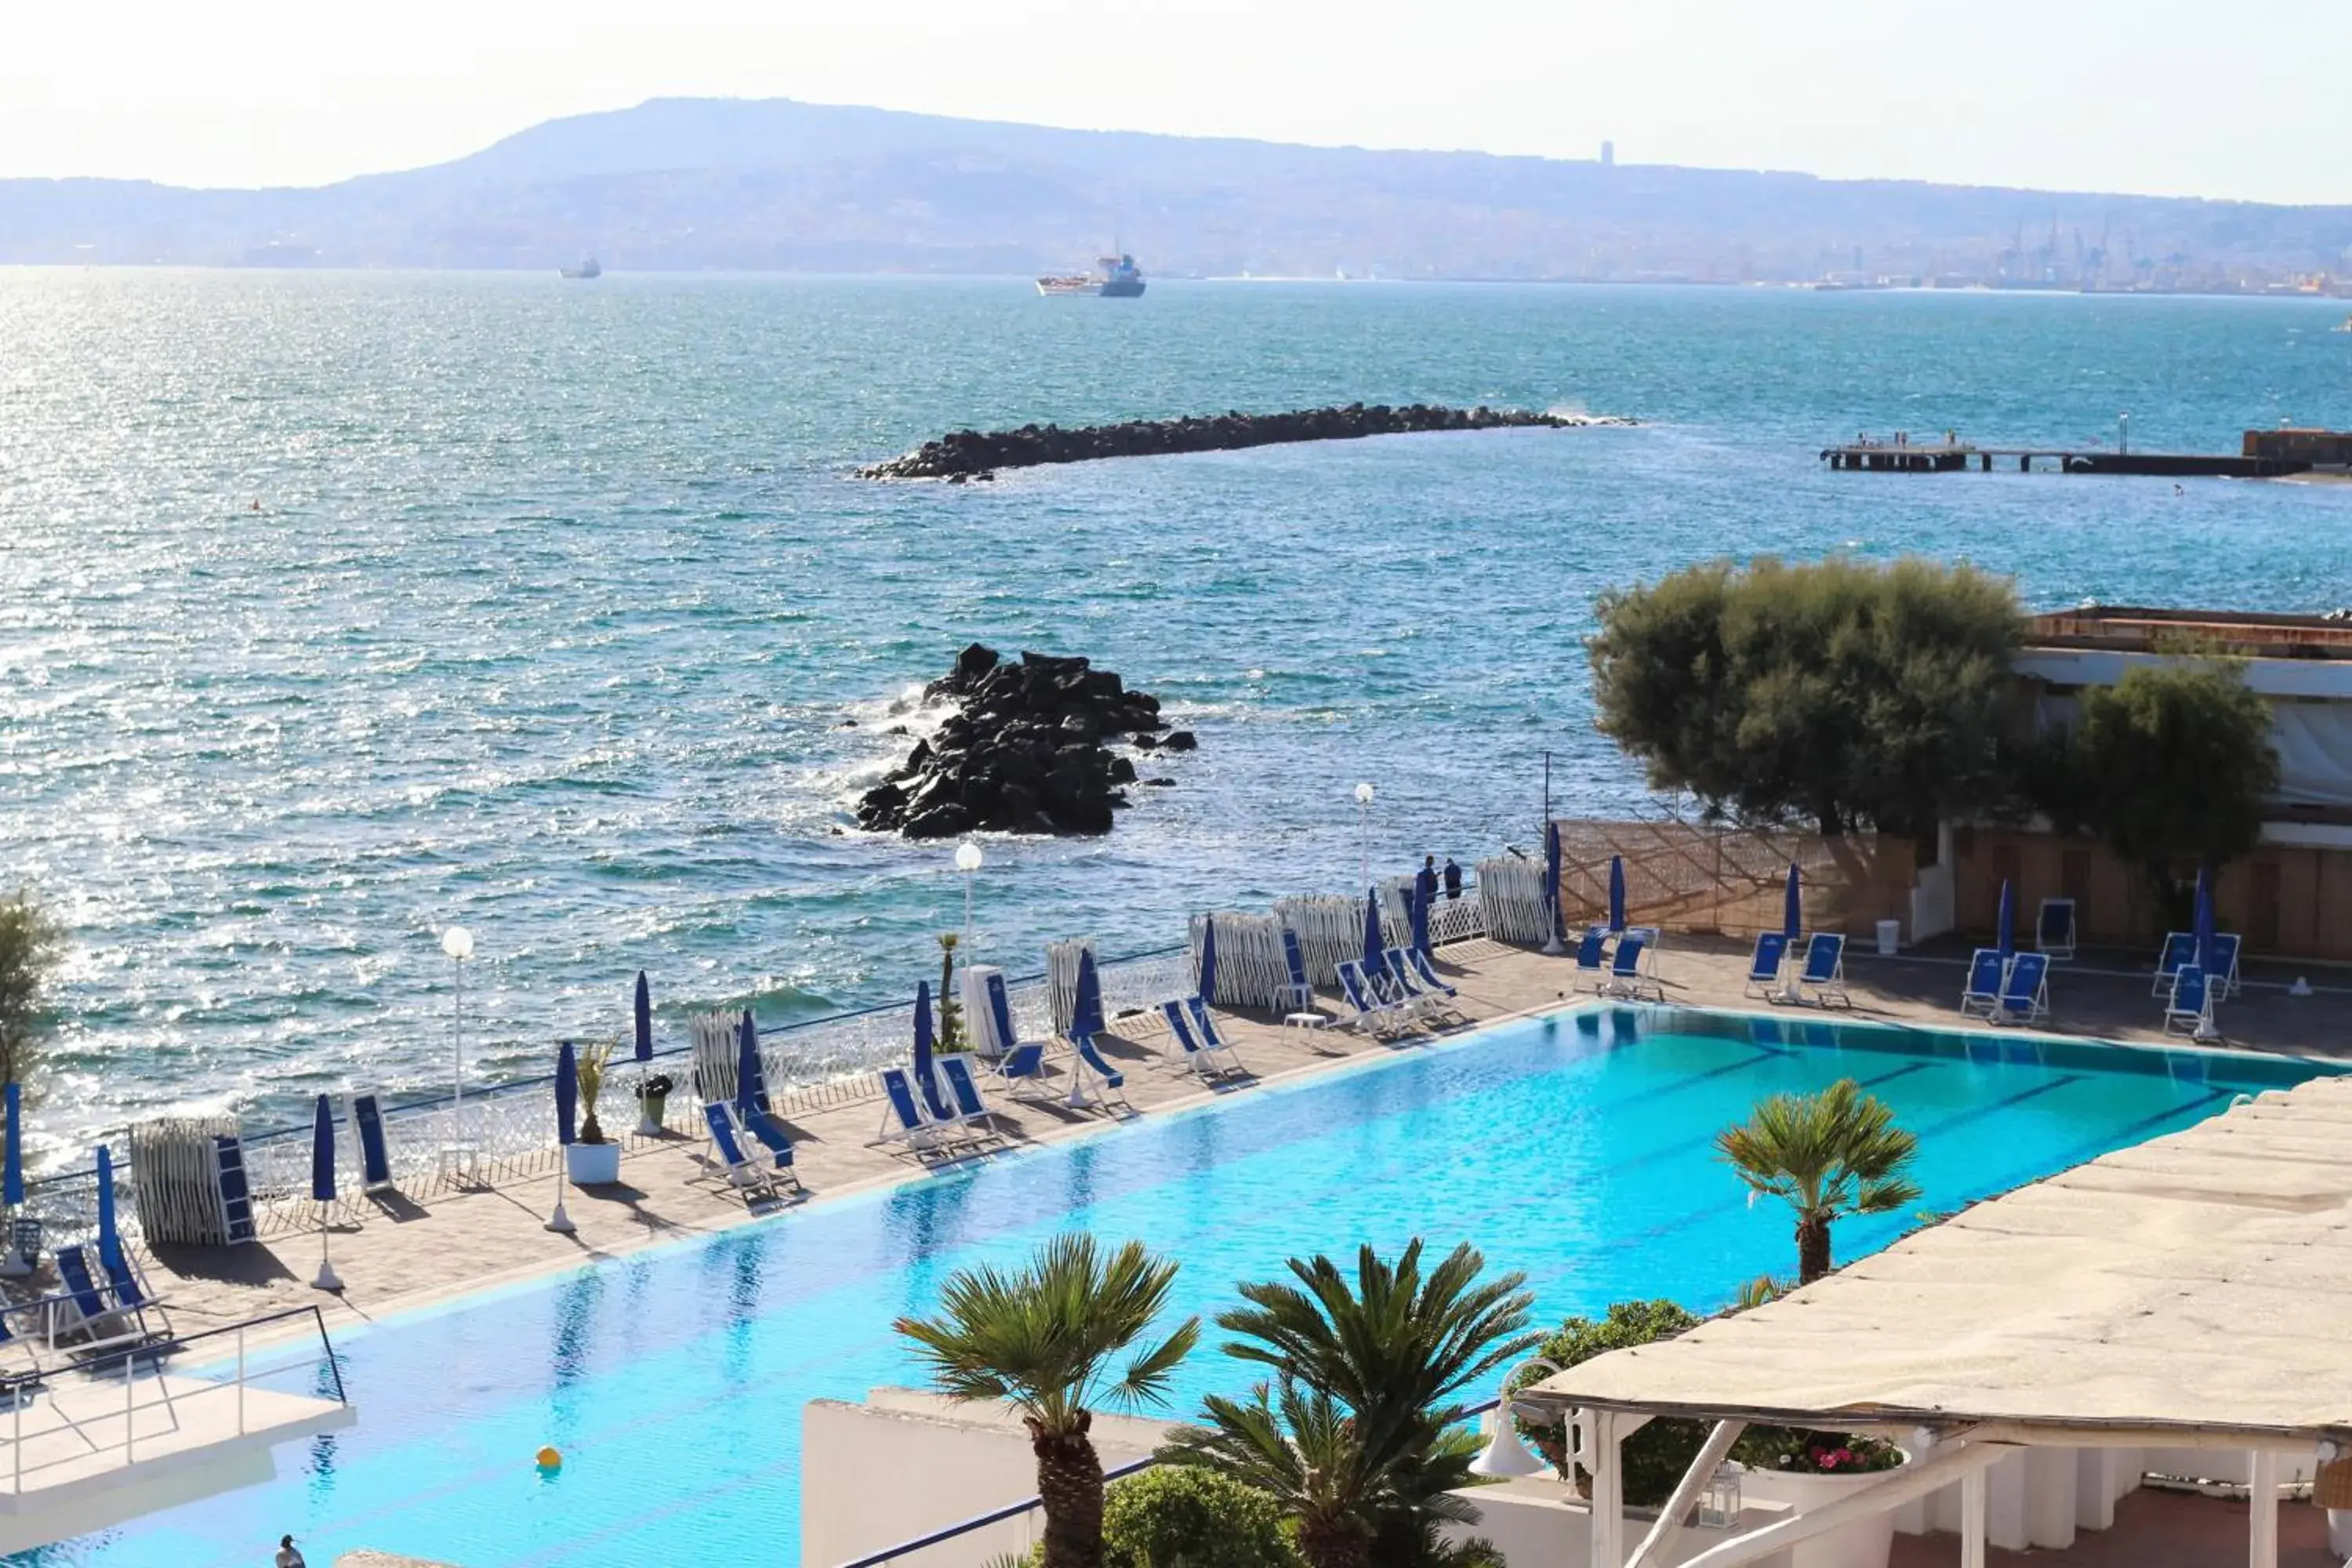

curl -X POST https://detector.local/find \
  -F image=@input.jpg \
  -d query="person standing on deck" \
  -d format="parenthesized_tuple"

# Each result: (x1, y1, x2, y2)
(1443, 858, 1463, 901)
(1417, 858, 1439, 923)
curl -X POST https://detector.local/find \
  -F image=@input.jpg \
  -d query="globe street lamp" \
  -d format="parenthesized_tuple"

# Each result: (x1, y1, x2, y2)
(1354, 782, 1376, 891)
(955, 840, 984, 956)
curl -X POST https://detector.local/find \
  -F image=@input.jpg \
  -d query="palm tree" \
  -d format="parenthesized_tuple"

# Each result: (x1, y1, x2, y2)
(895, 1235, 1200, 1568)
(1166, 1240, 1537, 1566)
(1168, 1378, 1385, 1568)
(1715, 1078, 1922, 1284)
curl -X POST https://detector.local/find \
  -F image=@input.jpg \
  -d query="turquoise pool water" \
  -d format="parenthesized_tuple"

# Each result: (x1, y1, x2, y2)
(42, 1007, 2336, 1566)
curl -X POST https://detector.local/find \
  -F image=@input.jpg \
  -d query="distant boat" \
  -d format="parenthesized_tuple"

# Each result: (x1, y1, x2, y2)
(2334, 314, 2352, 333)
(560, 257, 602, 280)
(1036, 252, 1145, 297)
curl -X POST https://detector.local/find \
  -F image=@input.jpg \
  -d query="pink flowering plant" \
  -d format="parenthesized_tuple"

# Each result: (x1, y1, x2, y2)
(1737, 1429, 1905, 1475)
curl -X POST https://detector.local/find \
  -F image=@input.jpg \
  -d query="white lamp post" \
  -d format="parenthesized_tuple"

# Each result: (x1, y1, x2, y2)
(955, 840, 984, 955)
(441, 926, 477, 1179)
(1354, 782, 1376, 891)
(1469, 1357, 1563, 1479)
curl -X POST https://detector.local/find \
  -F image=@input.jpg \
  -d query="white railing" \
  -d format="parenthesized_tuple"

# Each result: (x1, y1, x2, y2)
(0, 1303, 346, 1496)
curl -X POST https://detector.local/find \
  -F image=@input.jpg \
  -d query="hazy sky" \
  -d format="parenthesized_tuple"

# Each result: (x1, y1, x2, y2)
(8, 0, 2345, 203)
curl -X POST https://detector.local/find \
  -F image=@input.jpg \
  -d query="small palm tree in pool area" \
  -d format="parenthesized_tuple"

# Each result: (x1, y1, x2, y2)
(895, 1235, 1198, 1568)
(1715, 1078, 1922, 1284)
(1163, 1240, 1537, 1568)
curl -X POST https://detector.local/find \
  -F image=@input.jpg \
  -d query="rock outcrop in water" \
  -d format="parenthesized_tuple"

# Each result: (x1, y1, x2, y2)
(859, 403, 1627, 480)
(858, 645, 1185, 838)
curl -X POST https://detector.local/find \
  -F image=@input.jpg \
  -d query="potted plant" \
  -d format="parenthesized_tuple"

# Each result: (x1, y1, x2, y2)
(566, 1041, 623, 1185)
(633, 1072, 674, 1135)
(1732, 1428, 1909, 1568)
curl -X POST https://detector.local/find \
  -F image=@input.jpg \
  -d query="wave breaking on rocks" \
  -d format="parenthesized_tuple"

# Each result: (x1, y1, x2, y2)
(858, 403, 1631, 480)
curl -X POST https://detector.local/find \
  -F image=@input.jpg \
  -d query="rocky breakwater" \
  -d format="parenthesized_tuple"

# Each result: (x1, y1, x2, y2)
(859, 403, 1627, 480)
(858, 645, 1195, 838)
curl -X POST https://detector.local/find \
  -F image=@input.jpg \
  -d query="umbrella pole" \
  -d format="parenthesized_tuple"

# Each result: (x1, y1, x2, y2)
(312, 1201, 342, 1292)
(546, 1161, 575, 1234)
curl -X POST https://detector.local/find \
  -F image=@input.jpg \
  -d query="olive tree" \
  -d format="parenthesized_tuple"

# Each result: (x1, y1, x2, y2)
(1587, 556, 2024, 837)
(2053, 661, 2278, 926)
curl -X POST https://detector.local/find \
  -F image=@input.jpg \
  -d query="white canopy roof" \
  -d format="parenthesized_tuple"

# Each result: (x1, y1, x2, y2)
(1526, 1070, 2352, 1443)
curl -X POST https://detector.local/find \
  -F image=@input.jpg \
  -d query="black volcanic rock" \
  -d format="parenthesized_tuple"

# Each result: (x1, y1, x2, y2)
(858, 646, 1190, 837)
(858, 404, 1631, 479)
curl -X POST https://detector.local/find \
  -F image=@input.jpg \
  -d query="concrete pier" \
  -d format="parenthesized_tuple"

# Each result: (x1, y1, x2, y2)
(1821, 439, 2308, 477)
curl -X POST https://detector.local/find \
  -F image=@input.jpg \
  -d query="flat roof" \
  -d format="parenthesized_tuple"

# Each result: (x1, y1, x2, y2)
(1524, 1072, 2352, 1443)
(2027, 606, 2352, 659)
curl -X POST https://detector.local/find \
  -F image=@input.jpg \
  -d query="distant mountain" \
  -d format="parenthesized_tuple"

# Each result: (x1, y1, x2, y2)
(5, 96, 2350, 286)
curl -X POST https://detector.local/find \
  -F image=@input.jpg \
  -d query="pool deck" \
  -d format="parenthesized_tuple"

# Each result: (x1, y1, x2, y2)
(136, 933, 2352, 1341)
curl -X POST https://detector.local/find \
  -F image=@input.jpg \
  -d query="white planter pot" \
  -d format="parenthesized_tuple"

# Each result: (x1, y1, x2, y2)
(566, 1141, 622, 1185)
(1737, 1459, 1907, 1568)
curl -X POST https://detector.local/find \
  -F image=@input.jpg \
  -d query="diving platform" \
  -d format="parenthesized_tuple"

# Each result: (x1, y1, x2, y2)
(0, 1305, 353, 1556)
(1821, 439, 2309, 477)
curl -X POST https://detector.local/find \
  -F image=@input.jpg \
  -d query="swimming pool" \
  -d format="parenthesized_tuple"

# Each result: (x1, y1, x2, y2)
(40, 1007, 2337, 1566)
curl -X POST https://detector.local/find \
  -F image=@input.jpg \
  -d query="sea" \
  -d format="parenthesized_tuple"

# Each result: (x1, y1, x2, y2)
(5, 268, 2350, 1163)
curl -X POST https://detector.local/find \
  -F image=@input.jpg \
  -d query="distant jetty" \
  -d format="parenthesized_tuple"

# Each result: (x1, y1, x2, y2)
(858, 403, 1631, 480)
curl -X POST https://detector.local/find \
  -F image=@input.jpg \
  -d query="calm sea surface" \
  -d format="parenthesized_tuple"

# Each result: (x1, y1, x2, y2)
(5, 270, 2350, 1157)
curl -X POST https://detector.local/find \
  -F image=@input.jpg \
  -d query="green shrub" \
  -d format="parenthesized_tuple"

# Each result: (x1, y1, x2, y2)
(1509, 1300, 1707, 1507)
(1101, 1466, 1301, 1568)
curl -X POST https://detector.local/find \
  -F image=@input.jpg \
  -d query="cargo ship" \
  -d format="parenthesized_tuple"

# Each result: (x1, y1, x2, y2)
(1036, 252, 1145, 297)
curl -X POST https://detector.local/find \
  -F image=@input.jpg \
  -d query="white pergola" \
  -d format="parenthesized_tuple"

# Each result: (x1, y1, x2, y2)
(1515, 1070, 2352, 1568)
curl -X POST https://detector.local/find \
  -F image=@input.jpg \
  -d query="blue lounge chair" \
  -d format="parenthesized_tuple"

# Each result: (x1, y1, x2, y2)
(1184, 996, 1247, 1075)
(49, 1247, 145, 1350)
(348, 1091, 394, 1193)
(2162, 964, 2212, 1036)
(736, 1104, 803, 1184)
(1334, 960, 1406, 1034)
(1599, 935, 1659, 1002)
(911, 1054, 962, 1127)
(1160, 1000, 1243, 1080)
(2210, 932, 2243, 998)
(1069, 1036, 1134, 1111)
(2035, 898, 2076, 961)
(989, 1040, 1054, 1103)
(1278, 930, 1316, 1013)
(877, 1066, 952, 1152)
(2151, 931, 2195, 996)
(99, 1247, 167, 1327)
(936, 1056, 1007, 1141)
(1386, 948, 1465, 1023)
(702, 1103, 790, 1197)
(1993, 951, 2050, 1026)
(1404, 947, 1459, 1001)
(1796, 933, 1850, 1007)
(1571, 929, 1608, 991)
(1370, 949, 1437, 1021)
(1958, 949, 2007, 1018)
(982, 972, 1052, 1063)
(1742, 932, 1789, 999)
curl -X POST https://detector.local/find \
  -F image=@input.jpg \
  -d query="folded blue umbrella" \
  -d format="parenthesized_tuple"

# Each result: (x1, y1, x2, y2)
(1196, 918, 1218, 1004)
(735, 1011, 766, 1116)
(633, 971, 653, 1063)
(1409, 884, 1432, 956)
(3, 1081, 21, 1210)
(1073, 949, 1105, 1040)
(1608, 855, 1628, 935)
(1544, 822, 1566, 942)
(2193, 865, 2217, 978)
(556, 1041, 578, 1148)
(310, 1094, 337, 1203)
(96, 1143, 124, 1276)
(1996, 879, 2016, 958)
(1363, 887, 1387, 975)
(1782, 862, 1803, 942)
(913, 979, 935, 1086)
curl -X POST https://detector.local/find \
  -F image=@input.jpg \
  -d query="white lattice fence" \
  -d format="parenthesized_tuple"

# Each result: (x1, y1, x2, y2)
(1428, 890, 1484, 947)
